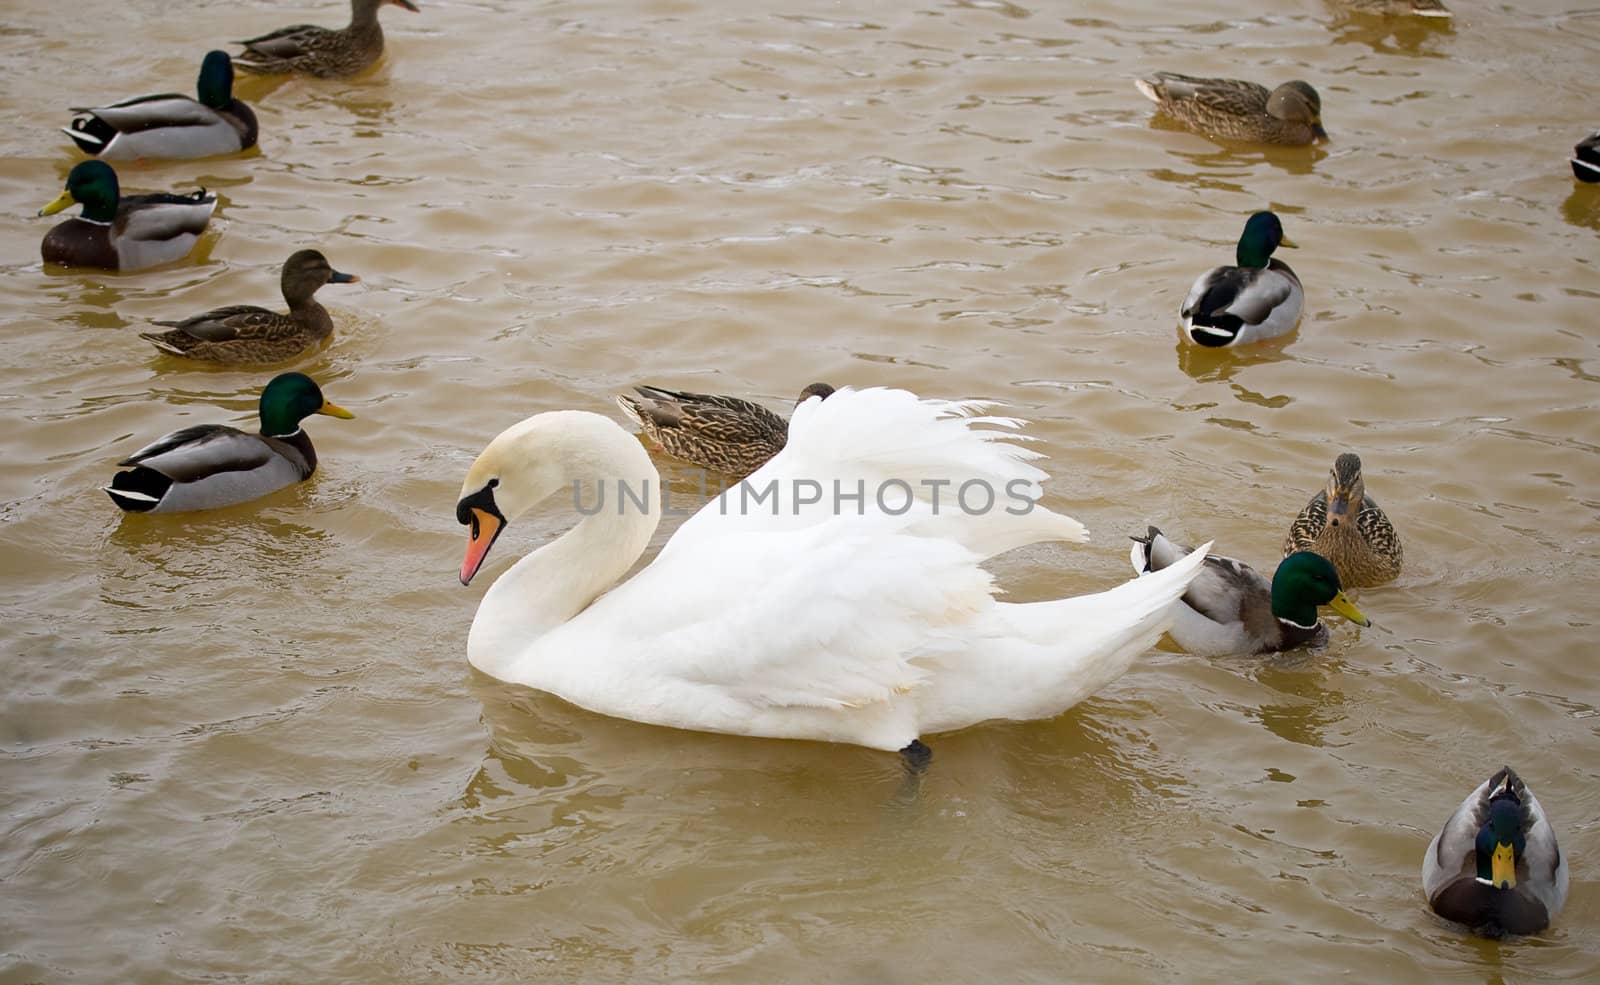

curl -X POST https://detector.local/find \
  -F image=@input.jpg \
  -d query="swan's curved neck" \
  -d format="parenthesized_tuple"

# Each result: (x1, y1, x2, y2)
(466, 418, 660, 680)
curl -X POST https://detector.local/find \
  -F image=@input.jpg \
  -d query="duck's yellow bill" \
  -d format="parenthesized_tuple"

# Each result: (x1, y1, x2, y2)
(1278, 234, 1300, 249)
(1491, 842, 1517, 890)
(1328, 591, 1370, 627)
(318, 400, 356, 420)
(38, 190, 76, 217)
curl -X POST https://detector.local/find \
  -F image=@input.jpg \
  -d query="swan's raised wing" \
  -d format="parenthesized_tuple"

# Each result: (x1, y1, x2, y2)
(667, 387, 1086, 561)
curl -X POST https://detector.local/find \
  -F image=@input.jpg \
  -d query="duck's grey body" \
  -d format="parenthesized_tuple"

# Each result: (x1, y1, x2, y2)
(1423, 767, 1568, 936)
(106, 425, 317, 513)
(41, 191, 216, 272)
(1132, 528, 1323, 656)
(65, 94, 256, 161)
(1181, 259, 1304, 346)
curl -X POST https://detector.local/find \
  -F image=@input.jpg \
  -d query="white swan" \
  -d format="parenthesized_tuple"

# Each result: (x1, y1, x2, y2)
(455, 387, 1211, 752)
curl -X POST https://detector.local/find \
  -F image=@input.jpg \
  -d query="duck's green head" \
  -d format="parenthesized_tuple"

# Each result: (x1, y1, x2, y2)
(1236, 211, 1296, 268)
(1475, 793, 1526, 890)
(197, 50, 236, 109)
(258, 372, 356, 437)
(38, 161, 120, 223)
(1270, 552, 1370, 629)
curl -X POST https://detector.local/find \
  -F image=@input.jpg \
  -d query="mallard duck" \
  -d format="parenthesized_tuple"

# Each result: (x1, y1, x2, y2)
(455, 388, 1211, 753)
(1572, 131, 1600, 183)
(139, 250, 360, 365)
(1282, 452, 1402, 587)
(1334, 0, 1450, 15)
(37, 161, 216, 272)
(62, 50, 257, 161)
(1180, 211, 1303, 347)
(235, 0, 420, 78)
(1135, 73, 1327, 146)
(615, 382, 835, 478)
(106, 373, 355, 514)
(1130, 527, 1369, 656)
(1423, 766, 1568, 936)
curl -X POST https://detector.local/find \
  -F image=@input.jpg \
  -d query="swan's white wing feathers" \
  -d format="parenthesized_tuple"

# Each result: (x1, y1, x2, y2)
(579, 511, 993, 713)
(668, 387, 1086, 559)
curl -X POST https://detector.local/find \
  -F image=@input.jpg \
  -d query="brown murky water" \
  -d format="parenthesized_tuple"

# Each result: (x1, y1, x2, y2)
(2, 0, 1598, 981)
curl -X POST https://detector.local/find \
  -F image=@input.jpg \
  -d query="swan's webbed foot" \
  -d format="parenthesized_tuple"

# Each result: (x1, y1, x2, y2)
(899, 738, 932, 774)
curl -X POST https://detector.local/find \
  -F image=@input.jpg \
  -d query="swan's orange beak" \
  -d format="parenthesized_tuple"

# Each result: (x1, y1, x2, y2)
(460, 508, 502, 586)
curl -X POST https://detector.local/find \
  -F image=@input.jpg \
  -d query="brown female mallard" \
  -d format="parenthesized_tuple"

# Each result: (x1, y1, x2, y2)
(140, 250, 360, 365)
(235, 0, 420, 78)
(1135, 73, 1327, 146)
(615, 383, 834, 478)
(1282, 453, 1402, 587)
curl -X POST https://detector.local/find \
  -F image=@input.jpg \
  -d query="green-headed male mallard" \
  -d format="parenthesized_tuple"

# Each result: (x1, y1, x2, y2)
(1282, 452, 1402, 587)
(140, 250, 360, 365)
(63, 50, 257, 161)
(1180, 211, 1303, 347)
(1572, 131, 1600, 183)
(1135, 73, 1327, 146)
(38, 160, 216, 272)
(1423, 766, 1568, 936)
(615, 382, 835, 478)
(106, 373, 354, 514)
(1130, 527, 1369, 656)
(235, 0, 420, 78)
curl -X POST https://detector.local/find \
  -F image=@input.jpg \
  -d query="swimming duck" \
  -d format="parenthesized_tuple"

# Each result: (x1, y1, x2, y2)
(456, 387, 1212, 753)
(1333, 0, 1450, 15)
(1180, 211, 1303, 347)
(1282, 452, 1402, 587)
(235, 0, 420, 78)
(106, 373, 355, 514)
(140, 250, 360, 365)
(1130, 527, 1369, 656)
(1135, 73, 1327, 146)
(63, 50, 257, 161)
(1572, 131, 1600, 183)
(37, 161, 216, 272)
(615, 382, 835, 478)
(1423, 766, 1568, 936)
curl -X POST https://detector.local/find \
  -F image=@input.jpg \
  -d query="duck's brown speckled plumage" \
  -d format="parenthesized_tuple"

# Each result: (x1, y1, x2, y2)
(1135, 73, 1327, 146)
(234, 0, 420, 78)
(1283, 452, 1402, 587)
(140, 250, 359, 365)
(615, 383, 834, 478)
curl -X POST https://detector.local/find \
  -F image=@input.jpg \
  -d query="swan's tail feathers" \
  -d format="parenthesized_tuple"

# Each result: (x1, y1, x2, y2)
(928, 541, 1213, 730)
